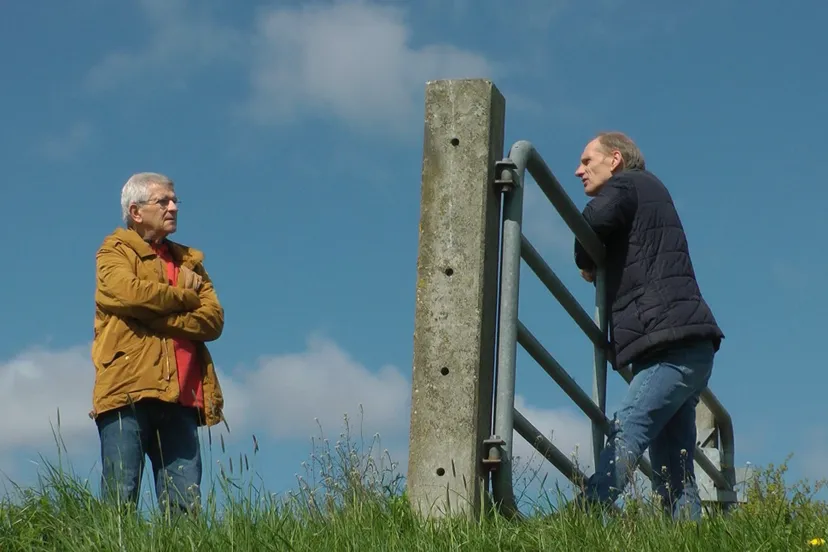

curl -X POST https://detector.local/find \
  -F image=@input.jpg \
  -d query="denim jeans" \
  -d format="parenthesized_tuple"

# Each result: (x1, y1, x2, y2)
(582, 339, 715, 520)
(96, 398, 203, 514)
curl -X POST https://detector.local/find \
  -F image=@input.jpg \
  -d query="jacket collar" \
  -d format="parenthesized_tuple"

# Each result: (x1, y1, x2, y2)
(112, 227, 204, 266)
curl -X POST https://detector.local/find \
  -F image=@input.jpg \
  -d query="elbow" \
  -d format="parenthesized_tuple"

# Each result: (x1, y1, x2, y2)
(202, 323, 223, 342)
(181, 305, 224, 342)
(203, 309, 225, 342)
(574, 246, 596, 271)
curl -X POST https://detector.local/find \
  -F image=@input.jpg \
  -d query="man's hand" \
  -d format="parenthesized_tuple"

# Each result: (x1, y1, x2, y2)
(580, 269, 595, 283)
(180, 266, 203, 292)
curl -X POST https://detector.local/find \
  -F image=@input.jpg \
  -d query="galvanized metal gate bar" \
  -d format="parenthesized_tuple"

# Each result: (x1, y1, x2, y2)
(487, 139, 736, 515)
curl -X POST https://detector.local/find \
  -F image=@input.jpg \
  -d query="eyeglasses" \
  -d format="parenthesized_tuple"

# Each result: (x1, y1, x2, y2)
(139, 197, 181, 210)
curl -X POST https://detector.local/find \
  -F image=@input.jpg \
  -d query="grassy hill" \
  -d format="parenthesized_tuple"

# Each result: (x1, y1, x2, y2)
(1, 431, 826, 551)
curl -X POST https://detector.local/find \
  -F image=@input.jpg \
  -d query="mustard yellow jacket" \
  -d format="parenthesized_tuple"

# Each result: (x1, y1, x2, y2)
(91, 227, 225, 427)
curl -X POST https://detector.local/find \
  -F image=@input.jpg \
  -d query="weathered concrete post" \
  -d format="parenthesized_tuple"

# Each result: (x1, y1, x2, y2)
(407, 79, 506, 518)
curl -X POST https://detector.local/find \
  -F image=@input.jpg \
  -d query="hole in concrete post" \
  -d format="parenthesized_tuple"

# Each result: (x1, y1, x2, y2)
(440, 367, 449, 376)
(450, 137, 460, 146)
(436, 467, 446, 476)
(444, 267, 454, 276)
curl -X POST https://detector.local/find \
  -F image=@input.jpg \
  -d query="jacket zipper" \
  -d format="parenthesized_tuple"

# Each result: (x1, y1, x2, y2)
(164, 338, 171, 381)
(157, 257, 173, 383)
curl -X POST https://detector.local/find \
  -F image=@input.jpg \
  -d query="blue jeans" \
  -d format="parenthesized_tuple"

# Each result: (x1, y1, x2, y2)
(583, 339, 714, 520)
(96, 399, 203, 514)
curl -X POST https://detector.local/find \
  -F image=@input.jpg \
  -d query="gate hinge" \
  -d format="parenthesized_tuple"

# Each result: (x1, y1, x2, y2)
(494, 159, 517, 193)
(482, 436, 506, 471)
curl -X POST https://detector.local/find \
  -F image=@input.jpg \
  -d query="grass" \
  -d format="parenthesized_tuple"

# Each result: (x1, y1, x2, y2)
(1, 416, 827, 551)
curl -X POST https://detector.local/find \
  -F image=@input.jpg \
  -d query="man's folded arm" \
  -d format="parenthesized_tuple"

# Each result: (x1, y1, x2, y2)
(574, 240, 596, 272)
(143, 266, 224, 342)
(574, 175, 637, 271)
(95, 245, 201, 319)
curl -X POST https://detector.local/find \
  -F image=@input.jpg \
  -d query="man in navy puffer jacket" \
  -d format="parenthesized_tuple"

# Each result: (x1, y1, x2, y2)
(573, 131, 724, 520)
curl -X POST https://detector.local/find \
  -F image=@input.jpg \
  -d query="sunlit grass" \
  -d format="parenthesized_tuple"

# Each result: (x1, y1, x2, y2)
(1, 413, 826, 551)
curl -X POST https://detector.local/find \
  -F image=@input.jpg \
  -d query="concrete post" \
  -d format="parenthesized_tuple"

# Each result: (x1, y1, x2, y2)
(407, 79, 506, 518)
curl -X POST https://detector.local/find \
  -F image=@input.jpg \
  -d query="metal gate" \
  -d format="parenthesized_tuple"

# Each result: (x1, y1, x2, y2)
(483, 140, 737, 517)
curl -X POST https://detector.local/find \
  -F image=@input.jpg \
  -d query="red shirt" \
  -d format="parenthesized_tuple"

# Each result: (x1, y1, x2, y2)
(151, 242, 204, 409)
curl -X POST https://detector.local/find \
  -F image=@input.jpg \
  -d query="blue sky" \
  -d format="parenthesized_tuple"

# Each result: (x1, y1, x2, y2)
(1, 0, 826, 506)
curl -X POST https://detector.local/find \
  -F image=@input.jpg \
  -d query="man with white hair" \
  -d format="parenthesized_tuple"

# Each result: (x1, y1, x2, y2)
(91, 172, 225, 514)
(572, 132, 724, 520)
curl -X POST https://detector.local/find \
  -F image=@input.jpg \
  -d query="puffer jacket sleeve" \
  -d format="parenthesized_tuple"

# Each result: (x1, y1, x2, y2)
(95, 242, 201, 317)
(574, 174, 638, 270)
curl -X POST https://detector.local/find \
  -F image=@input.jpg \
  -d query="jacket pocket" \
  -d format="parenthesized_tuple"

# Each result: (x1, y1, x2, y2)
(100, 338, 144, 368)
(97, 338, 167, 397)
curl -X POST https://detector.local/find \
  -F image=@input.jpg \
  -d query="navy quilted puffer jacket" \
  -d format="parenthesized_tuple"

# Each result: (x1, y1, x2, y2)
(574, 169, 724, 368)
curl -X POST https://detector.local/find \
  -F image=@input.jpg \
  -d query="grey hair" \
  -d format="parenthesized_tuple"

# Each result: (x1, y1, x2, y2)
(595, 131, 646, 171)
(120, 172, 174, 225)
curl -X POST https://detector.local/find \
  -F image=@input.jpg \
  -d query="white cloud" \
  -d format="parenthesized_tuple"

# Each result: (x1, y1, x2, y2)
(0, 336, 599, 501)
(0, 345, 97, 453)
(512, 394, 593, 474)
(224, 335, 411, 440)
(0, 336, 409, 456)
(84, 0, 243, 93)
(83, 0, 494, 135)
(244, 2, 494, 133)
(39, 121, 95, 161)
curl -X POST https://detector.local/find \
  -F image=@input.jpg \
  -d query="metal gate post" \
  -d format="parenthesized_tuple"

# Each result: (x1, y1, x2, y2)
(407, 79, 506, 518)
(591, 268, 609, 470)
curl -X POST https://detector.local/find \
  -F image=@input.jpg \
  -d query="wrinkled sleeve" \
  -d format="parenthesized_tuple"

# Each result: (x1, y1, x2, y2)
(95, 243, 201, 318)
(574, 175, 637, 271)
(143, 265, 224, 342)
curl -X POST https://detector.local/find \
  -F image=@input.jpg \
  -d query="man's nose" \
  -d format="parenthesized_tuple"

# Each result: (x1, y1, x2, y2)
(168, 200, 179, 212)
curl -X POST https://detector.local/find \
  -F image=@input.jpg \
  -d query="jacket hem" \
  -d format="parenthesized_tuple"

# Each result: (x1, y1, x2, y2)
(613, 324, 724, 369)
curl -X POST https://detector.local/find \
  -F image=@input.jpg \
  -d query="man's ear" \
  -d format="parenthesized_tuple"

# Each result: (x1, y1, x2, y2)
(128, 204, 142, 225)
(610, 150, 625, 172)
